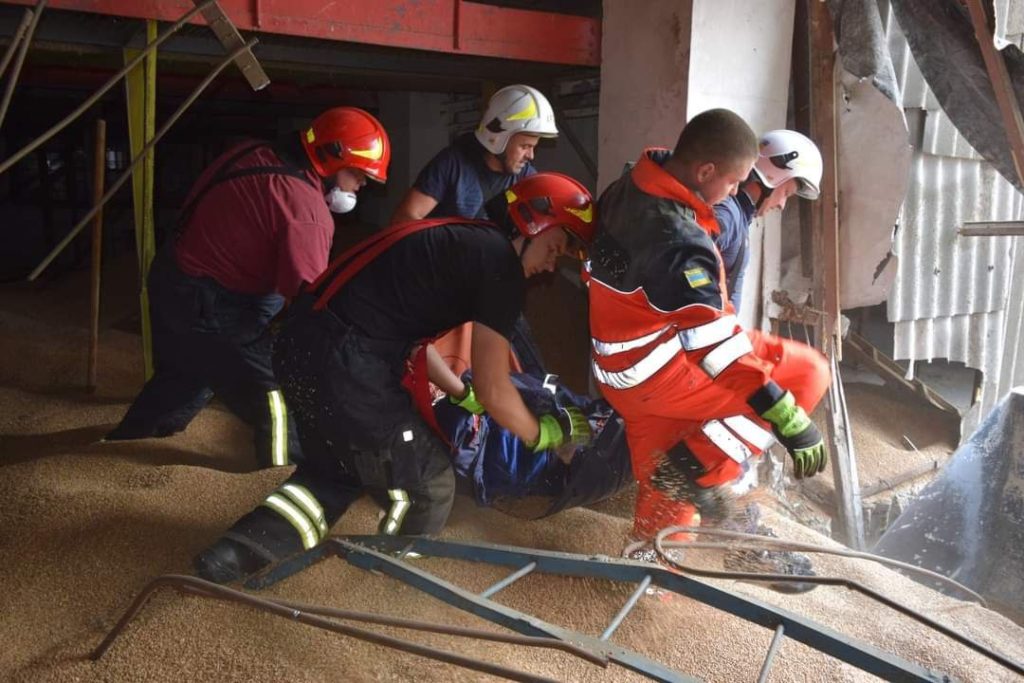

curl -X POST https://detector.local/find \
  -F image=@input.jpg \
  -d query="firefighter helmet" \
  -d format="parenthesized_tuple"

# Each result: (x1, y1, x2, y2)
(301, 107, 391, 182)
(476, 85, 559, 155)
(752, 129, 822, 200)
(505, 172, 594, 245)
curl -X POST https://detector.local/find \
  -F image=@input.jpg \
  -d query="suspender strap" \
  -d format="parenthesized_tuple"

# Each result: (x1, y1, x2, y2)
(176, 142, 317, 236)
(307, 216, 497, 445)
(309, 218, 495, 310)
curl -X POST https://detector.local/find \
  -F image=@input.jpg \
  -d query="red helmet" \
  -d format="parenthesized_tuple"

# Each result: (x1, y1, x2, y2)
(504, 172, 595, 246)
(301, 107, 390, 182)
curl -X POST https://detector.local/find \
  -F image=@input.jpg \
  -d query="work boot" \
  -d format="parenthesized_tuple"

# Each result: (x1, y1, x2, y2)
(193, 534, 275, 584)
(722, 524, 818, 594)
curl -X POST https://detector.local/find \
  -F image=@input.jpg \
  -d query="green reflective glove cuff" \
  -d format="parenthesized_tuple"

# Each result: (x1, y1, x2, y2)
(759, 391, 812, 438)
(449, 382, 485, 415)
(528, 414, 564, 453)
(556, 406, 592, 446)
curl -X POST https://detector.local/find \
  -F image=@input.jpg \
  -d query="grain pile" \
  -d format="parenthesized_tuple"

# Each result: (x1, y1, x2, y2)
(1, 271, 1022, 682)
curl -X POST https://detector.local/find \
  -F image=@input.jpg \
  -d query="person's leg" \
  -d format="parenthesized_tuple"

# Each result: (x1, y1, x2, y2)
(753, 332, 830, 412)
(106, 253, 212, 440)
(194, 315, 359, 583)
(209, 328, 303, 468)
(193, 459, 363, 583)
(361, 420, 456, 536)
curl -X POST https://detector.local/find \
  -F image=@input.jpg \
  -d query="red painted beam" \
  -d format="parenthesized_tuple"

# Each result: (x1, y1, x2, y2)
(4, 0, 601, 66)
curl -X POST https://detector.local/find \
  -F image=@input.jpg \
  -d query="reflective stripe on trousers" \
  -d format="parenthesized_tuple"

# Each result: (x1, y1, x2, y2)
(382, 489, 411, 535)
(267, 389, 288, 466)
(261, 483, 328, 549)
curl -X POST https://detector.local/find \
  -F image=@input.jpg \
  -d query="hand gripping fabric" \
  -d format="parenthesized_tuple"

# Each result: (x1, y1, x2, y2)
(530, 406, 592, 453)
(450, 382, 485, 415)
(750, 383, 827, 479)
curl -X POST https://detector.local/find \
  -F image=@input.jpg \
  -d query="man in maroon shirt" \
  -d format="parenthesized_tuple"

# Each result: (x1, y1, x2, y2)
(105, 107, 391, 469)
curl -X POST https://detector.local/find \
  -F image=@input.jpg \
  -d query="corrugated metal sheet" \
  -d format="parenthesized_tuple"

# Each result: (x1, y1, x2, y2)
(889, 155, 1020, 322)
(883, 4, 1024, 436)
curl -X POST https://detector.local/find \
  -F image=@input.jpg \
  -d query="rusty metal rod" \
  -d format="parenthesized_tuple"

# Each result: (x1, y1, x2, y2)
(93, 574, 559, 683)
(656, 525, 985, 604)
(0, 8, 33, 83)
(87, 118, 106, 391)
(28, 36, 257, 281)
(651, 527, 1024, 678)
(0, 0, 46, 131)
(0, 0, 214, 176)
(231, 592, 606, 666)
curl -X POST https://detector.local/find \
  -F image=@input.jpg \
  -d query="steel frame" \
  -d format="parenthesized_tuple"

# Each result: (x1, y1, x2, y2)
(0, 0, 601, 66)
(239, 535, 955, 682)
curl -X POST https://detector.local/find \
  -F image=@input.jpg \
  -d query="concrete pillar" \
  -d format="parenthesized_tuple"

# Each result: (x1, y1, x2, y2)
(597, 0, 692, 194)
(598, 0, 796, 329)
(370, 91, 449, 227)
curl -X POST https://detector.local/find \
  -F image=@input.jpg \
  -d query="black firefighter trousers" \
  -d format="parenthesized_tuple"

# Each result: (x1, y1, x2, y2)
(105, 246, 303, 468)
(207, 301, 456, 567)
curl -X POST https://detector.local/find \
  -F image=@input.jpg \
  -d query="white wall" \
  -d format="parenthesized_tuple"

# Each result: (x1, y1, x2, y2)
(598, 0, 796, 329)
(597, 0, 692, 193)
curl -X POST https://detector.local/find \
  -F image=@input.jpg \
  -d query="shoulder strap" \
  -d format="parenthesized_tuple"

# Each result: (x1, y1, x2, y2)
(309, 218, 496, 310)
(176, 142, 318, 237)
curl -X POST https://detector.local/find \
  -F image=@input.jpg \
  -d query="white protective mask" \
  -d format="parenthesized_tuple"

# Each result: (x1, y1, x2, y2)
(325, 187, 357, 214)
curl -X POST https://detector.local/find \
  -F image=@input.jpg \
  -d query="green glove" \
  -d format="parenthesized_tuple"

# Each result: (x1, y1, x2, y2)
(757, 390, 827, 480)
(528, 406, 592, 453)
(449, 382, 485, 415)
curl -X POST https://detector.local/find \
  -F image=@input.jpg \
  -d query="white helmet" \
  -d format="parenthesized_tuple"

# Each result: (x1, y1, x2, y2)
(752, 129, 823, 200)
(475, 84, 559, 155)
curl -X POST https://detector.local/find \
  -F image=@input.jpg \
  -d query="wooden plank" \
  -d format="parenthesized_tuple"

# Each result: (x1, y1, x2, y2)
(844, 331, 962, 417)
(965, 0, 1024, 187)
(861, 460, 941, 499)
(826, 352, 865, 550)
(87, 118, 106, 393)
(959, 221, 1024, 236)
(808, 0, 841, 357)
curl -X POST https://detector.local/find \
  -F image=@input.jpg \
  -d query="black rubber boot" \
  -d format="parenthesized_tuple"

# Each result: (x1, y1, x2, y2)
(193, 534, 275, 584)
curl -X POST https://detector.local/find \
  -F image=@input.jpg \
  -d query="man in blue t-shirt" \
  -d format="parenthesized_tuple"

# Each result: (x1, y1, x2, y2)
(714, 129, 823, 311)
(390, 84, 559, 223)
(391, 85, 562, 377)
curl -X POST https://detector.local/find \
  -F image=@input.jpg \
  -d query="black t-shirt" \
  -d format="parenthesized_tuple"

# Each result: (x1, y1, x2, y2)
(330, 223, 525, 342)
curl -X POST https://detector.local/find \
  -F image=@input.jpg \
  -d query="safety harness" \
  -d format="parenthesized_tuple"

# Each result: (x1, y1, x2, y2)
(306, 217, 498, 440)
(175, 141, 318, 237)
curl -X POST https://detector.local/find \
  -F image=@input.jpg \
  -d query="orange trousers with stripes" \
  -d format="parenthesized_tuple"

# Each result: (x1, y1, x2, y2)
(603, 331, 830, 540)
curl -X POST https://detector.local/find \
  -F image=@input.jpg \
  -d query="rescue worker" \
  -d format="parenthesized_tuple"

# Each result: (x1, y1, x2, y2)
(390, 84, 558, 223)
(194, 172, 596, 583)
(390, 84, 561, 378)
(105, 107, 391, 469)
(714, 130, 824, 310)
(585, 108, 831, 543)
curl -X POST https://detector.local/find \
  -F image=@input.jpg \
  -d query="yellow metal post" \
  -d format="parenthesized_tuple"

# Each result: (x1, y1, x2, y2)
(124, 20, 158, 379)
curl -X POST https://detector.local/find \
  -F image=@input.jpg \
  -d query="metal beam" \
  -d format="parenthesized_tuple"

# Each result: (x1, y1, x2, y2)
(826, 353, 865, 550)
(965, 0, 1024, 188)
(1, 0, 601, 66)
(321, 536, 955, 683)
(844, 331, 962, 417)
(959, 220, 1024, 236)
(189, 0, 268, 91)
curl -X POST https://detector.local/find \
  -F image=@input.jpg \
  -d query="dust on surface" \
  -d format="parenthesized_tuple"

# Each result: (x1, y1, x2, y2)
(2, 270, 1021, 683)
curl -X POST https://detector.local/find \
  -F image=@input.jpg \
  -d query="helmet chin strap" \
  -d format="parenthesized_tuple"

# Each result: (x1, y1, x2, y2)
(517, 235, 535, 263)
(746, 174, 773, 213)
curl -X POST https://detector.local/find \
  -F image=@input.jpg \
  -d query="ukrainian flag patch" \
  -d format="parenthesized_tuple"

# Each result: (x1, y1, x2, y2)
(684, 267, 712, 288)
